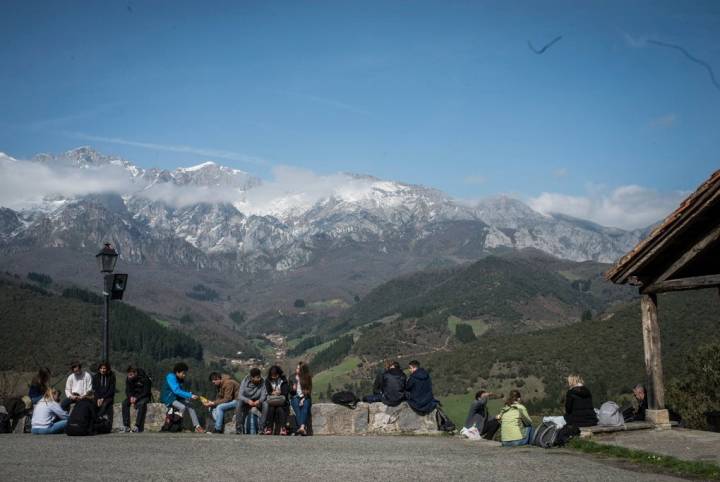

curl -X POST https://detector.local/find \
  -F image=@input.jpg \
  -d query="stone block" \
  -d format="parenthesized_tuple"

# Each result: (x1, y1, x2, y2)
(311, 402, 369, 435)
(112, 402, 168, 431)
(646, 409, 672, 429)
(368, 402, 440, 435)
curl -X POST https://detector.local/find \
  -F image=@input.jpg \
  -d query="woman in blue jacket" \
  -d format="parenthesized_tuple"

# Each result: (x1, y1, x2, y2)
(160, 362, 204, 433)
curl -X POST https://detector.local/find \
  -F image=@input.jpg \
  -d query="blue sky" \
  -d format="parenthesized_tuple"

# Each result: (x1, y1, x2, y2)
(1, 0, 718, 227)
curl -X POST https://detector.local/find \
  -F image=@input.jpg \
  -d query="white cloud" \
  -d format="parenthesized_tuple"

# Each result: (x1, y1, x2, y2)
(63, 131, 268, 166)
(528, 184, 687, 230)
(649, 113, 676, 128)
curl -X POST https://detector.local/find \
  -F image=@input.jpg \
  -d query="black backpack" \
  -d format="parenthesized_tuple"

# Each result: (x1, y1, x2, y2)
(555, 424, 580, 446)
(160, 408, 183, 433)
(435, 407, 456, 432)
(531, 421, 560, 448)
(0, 410, 10, 434)
(331, 391, 359, 409)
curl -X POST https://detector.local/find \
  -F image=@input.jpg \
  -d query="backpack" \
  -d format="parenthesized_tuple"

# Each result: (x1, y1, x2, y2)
(597, 401, 625, 427)
(331, 391, 359, 409)
(160, 408, 183, 433)
(435, 407, 456, 432)
(531, 421, 560, 448)
(555, 424, 580, 446)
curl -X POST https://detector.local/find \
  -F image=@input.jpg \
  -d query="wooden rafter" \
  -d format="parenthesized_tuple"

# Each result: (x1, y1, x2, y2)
(642, 274, 720, 294)
(647, 223, 720, 286)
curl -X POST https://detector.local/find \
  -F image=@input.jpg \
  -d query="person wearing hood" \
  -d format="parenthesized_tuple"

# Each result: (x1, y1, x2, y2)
(236, 368, 267, 434)
(121, 366, 152, 433)
(92, 362, 116, 421)
(204, 372, 240, 434)
(363, 360, 406, 407)
(404, 360, 438, 415)
(262, 365, 289, 435)
(563, 374, 598, 427)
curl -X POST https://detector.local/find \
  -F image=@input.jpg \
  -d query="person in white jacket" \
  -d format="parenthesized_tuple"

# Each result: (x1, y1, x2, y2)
(31, 388, 69, 434)
(61, 362, 93, 411)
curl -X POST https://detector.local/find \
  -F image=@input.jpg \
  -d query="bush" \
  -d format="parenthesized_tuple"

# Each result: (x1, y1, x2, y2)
(294, 299, 306, 308)
(27, 272, 53, 286)
(229, 311, 246, 324)
(455, 323, 477, 343)
(666, 343, 720, 430)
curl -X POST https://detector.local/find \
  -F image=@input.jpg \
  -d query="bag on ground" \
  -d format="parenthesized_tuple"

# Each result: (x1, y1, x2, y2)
(460, 426, 481, 440)
(435, 407, 456, 432)
(531, 421, 560, 448)
(597, 401, 625, 427)
(331, 391, 359, 409)
(160, 407, 183, 433)
(555, 424, 580, 446)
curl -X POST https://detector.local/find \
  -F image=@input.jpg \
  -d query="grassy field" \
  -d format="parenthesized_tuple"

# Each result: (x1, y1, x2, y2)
(312, 356, 362, 399)
(447, 316, 490, 337)
(437, 392, 504, 428)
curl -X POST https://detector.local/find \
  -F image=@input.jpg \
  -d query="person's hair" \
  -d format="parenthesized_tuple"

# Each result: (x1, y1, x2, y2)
(249, 367, 261, 378)
(634, 384, 645, 392)
(98, 361, 111, 371)
(268, 365, 283, 378)
(70, 361, 82, 370)
(173, 362, 189, 374)
(390, 361, 400, 370)
(209, 372, 222, 382)
(31, 368, 51, 387)
(409, 360, 420, 369)
(567, 374, 584, 387)
(43, 387, 60, 402)
(505, 390, 522, 406)
(475, 390, 486, 399)
(126, 365, 138, 374)
(383, 359, 392, 370)
(297, 361, 313, 395)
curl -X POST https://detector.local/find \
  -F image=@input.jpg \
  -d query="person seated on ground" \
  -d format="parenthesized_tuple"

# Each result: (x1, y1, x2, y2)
(92, 361, 116, 422)
(31, 388, 68, 435)
(237, 367, 267, 434)
(290, 361, 313, 436)
(203, 372, 239, 434)
(120, 365, 152, 433)
(61, 361, 93, 411)
(28, 368, 51, 405)
(262, 365, 289, 435)
(497, 390, 533, 447)
(404, 360, 438, 415)
(563, 374, 598, 427)
(362, 360, 406, 407)
(622, 384, 648, 423)
(464, 390, 501, 440)
(160, 362, 204, 433)
(65, 391, 107, 436)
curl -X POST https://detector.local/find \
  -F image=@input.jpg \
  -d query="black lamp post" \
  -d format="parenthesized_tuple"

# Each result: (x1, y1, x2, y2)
(95, 243, 128, 363)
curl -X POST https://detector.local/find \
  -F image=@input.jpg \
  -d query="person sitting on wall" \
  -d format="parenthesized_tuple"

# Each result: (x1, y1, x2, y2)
(61, 362, 93, 412)
(404, 360, 438, 415)
(563, 374, 598, 427)
(464, 390, 501, 440)
(623, 384, 648, 422)
(262, 365, 289, 435)
(160, 362, 204, 433)
(204, 372, 239, 434)
(236, 368, 267, 434)
(362, 360, 406, 407)
(120, 366, 152, 433)
(92, 361, 116, 423)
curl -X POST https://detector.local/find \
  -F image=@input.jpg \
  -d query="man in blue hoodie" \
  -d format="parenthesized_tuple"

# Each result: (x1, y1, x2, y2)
(160, 362, 204, 433)
(404, 360, 438, 415)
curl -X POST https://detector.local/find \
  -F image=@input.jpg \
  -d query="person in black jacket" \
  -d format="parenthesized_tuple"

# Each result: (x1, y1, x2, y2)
(65, 392, 99, 436)
(563, 374, 598, 427)
(92, 362, 116, 421)
(363, 360, 406, 407)
(262, 365, 289, 435)
(404, 360, 438, 415)
(121, 366, 152, 433)
(623, 384, 648, 422)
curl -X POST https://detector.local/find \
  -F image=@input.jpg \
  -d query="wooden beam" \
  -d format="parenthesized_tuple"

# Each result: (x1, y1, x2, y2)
(649, 223, 720, 286)
(640, 294, 665, 410)
(643, 274, 720, 294)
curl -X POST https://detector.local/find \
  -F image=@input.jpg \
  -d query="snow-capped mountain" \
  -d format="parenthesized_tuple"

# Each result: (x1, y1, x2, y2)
(0, 147, 647, 272)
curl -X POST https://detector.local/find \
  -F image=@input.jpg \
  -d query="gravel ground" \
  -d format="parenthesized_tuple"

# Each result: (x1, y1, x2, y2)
(0, 433, 684, 481)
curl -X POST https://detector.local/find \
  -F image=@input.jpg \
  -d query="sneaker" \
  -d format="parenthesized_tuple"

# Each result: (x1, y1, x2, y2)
(279, 427, 288, 436)
(118, 426, 130, 433)
(194, 426, 206, 433)
(263, 427, 273, 435)
(131, 426, 142, 433)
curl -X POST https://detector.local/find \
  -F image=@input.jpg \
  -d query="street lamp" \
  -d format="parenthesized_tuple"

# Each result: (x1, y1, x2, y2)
(95, 243, 128, 363)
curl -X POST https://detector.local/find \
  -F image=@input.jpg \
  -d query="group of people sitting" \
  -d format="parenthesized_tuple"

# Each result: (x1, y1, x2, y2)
(463, 374, 650, 447)
(362, 360, 439, 415)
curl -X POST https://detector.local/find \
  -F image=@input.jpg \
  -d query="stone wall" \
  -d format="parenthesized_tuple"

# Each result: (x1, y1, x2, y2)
(111, 401, 441, 435)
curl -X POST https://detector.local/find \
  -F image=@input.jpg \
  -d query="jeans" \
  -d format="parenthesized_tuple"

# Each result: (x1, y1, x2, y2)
(237, 402, 264, 434)
(122, 397, 150, 431)
(362, 394, 382, 404)
(502, 426, 533, 447)
(171, 400, 200, 428)
(211, 400, 238, 432)
(32, 420, 67, 434)
(291, 395, 311, 427)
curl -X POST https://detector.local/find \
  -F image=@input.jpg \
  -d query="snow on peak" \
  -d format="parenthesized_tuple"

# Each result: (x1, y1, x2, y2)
(179, 161, 217, 172)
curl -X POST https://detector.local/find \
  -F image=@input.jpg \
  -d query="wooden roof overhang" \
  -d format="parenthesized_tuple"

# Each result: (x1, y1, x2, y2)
(606, 169, 720, 294)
